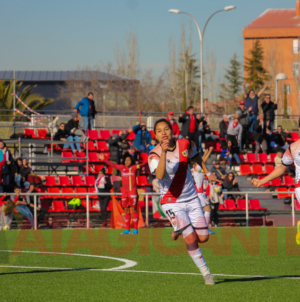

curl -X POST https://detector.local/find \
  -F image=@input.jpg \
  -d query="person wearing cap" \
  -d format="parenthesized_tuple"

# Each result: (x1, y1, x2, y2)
(236, 101, 252, 151)
(95, 168, 112, 227)
(132, 122, 152, 154)
(243, 82, 268, 133)
(66, 113, 87, 142)
(226, 114, 243, 150)
(261, 94, 277, 132)
(166, 112, 180, 139)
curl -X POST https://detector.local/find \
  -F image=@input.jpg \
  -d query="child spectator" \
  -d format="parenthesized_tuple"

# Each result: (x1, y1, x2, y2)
(221, 140, 241, 166)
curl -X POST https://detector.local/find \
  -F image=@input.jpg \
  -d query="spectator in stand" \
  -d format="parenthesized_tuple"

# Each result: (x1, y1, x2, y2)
(12, 186, 34, 227)
(219, 114, 229, 139)
(221, 172, 243, 202)
(47, 116, 59, 137)
(66, 113, 87, 142)
(274, 149, 284, 168)
(20, 159, 32, 189)
(95, 168, 112, 227)
(26, 183, 48, 225)
(261, 94, 277, 132)
(272, 126, 291, 150)
(221, 140, 241, 167)
(210, 160, 227, 181)
(236, 102, 252, 151)
(12, 158, 23, 188)
(227, 114, 243, 150)
(75, 92, 97, 131)
(148, 139, 157, 152)
(0, 150, 6, 193)
(253, 114, 271, 158)
(0, 193, 14, 229)
(178, 106, 200, 149)
(54, 123, 82, 153)
(167, 112, 180, 139)
(0, 141, 14, 186)
(207, 181, 223, 227)
(132, 123, 152, 154)
(107, 129, 131, 175)
(243, 82, 268, 133)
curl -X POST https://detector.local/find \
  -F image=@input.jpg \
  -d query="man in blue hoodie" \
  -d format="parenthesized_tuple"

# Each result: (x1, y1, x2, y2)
(75, 92, 97, 130)
(132, 123, 152, 154)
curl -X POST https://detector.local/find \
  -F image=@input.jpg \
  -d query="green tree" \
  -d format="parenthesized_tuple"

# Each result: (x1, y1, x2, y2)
(224, 53, 243, 99)
(244, 40, 269, 91)
(0, 80, 54, 122)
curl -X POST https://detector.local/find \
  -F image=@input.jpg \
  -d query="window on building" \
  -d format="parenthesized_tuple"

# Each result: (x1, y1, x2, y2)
(286, 85, 291, 95)
(293, 39, 300, 54)
(293, 62, 300, 77)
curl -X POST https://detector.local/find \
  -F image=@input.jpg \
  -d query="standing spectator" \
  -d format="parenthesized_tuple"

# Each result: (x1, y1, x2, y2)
(0, 193, 14, 229)
(0, 141, 13, 186)
(66, 113, 87, 142)
(219, 114, 229, 139)
(26, 183, 48, 225)
(253, 114, 271, 158)
(166, 112, 180, 138)
(226, 114, 243, 150)
(54, 123, 82, 153)
(221, 140, 241, 166)
(132, 123, 152, 154)
(107, 129, 130, 175)
(236, 102, 252, 151)
(243, 82, 268, 133)
(261, 94, 277, 132)
(20, 159, 32, 189)
(178, 106, 200, 149)
(95, 168, 112, 227)
(210, 160, 227, 181)
(75, 92, 97, 131)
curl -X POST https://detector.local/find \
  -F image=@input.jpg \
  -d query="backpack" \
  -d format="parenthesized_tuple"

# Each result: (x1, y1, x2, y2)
(67, 198, 83, 210)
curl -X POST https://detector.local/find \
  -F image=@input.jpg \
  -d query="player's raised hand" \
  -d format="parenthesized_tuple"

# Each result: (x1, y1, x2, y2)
(161, 140, 169, 153)
(252, 178, 261, 187)
(207, 173, 218, 184)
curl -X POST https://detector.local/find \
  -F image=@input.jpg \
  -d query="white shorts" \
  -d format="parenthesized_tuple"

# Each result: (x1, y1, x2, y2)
(161, 197, 208, 233)
(198, 193, 209, 208)
(295, 188, 300, 207)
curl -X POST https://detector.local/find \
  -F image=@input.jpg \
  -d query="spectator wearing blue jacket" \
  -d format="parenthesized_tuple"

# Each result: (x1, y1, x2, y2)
(75, 92, 97, 131)
(132, 123, 152, 154)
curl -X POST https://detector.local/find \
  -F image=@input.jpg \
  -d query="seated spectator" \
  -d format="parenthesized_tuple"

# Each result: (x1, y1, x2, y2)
(12, 186, 34, 227)
(12, 158, 23, 187)
(0, 141, 14, 186)
(221, 140, 241, 166)
(132, 123, 152, 154)
(221, 172, 243, 202)
(54, 123, 82, 153)
(210, 160, 227, 181)
(219, 114, 229, 139)
(167, 112, 180, 139)
(26, 183, 48, 225)
(226, 114, 243, 150)
(271, 126, 291, 150)
(20, 159, 32, 189)
(66, 113, 87, 142)
(253, 114, 271, 157)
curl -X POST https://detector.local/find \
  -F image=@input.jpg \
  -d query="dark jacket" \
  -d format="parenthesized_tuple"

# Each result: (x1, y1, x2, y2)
(95, 176, 112, 193)
(20, 165, 32, 180)
(273, 131, 291, 146)
(261, 101, 277, 122)
(219, 120, 228, 138)
(54, 129, 70, 141)
(75, 97, 97, 118)
(178, 113, 201, 137)
(222, 177, 239, 192)
(253, 119, 271, 143)
(235, 107, 250, 127)
(1, 148, 13, 174)
(132, 124, 152, 149)
(108, 132, 129, 162)
(210, 166, 226, 180)
(66, 119, 79, 133)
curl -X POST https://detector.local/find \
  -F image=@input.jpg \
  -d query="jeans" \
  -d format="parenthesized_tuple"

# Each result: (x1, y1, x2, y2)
(16, 205, 34, 227)
(63, 136, 81, 151)
(225, 153, 240, 166)
(269, 121, 274, 132)
(82, 116, 94, 131)
(15, 174, 22, 187)
(249, 114, 257, 133)
(222, 189, 228, 200)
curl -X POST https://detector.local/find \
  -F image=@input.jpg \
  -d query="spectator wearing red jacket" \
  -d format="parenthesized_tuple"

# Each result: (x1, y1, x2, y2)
(167, 112, 180, 139)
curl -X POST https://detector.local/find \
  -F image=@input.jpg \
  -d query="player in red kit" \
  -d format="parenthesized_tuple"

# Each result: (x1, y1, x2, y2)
(98, 152, 148, 234)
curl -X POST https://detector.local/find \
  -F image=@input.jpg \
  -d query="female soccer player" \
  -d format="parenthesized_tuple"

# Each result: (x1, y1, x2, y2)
(148, 118, 218, 285)
(98, 152, 147, 235)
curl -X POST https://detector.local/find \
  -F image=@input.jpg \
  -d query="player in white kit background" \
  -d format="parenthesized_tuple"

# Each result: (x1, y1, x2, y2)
(252, 140, 300, 245)
(148, 118, 218, 285)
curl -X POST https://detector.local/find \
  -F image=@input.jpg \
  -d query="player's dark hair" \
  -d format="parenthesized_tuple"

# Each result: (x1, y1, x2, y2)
(123, 152, 134, 166)
(154, 118, 173, 134)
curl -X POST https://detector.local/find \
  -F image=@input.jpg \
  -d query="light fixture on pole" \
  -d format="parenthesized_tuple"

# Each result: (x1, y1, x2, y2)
(275, 73, 288, 129)
(169, 6, 236, 114)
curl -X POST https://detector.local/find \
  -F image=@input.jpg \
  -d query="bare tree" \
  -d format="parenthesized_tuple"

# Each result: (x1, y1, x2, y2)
(206, 49, 217, 104)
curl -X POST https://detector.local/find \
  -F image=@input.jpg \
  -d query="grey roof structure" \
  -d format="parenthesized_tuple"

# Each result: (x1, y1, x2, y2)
(0, 70, 134, 82)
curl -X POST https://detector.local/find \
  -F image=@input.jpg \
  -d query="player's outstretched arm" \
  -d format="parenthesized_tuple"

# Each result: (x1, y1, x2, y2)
(252, 164, 288, 187)
(193, 154, 218, 183)
(202, 146, 214, 163)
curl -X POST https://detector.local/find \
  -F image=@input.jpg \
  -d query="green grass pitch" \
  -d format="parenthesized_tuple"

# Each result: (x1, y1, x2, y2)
(0, 227, 299, 302)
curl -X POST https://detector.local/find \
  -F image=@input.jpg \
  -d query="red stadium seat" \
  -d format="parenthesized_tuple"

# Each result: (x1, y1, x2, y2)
(61, 152, 73, 163)
(126, 131, 135, 141)
(93, 164, 105, 174)
(75, 188, 87, 199)
(96, 141, 109, 152)
(290, 132, 299, 141)
(249, 199, 267, 210)
(52, 201, 66, 212)
(277, 188, 289, 199)
(112, 130, 122, 136)
(71, 175, 84, 187)
(74, 152, 86, 163)
(224, 199, 237, 211)
(137, 176, 151, 186)
(106, 166, 113, 174)
(238, 154, 245, 162)
(99, 130, 111, 140)
(37, 129, 47, 138)
(88, 152, 101, 163)
(45, 176, 57, 187)
(214, 142, 222, 152)
(84, 176, 95, 187)
(88, 187, 98, 199)
(139, 152, 148, 163)
(295, 200, 300, 211)
(24, 129, 36, 138)
(61, 188, 75, 199)
(240, 164, 252, 175)
(265, 165, 275, 174)
(258, 153, 268, 164)
(245, 153, 257, 164)
(84, 141, 96, 152)
(87, 130, 100, 140)
(58, 176, 71, 187)
(283, 176, 294, 186)
(149, 130, 155, 139)
(252, 164, 264, 175)
(270, 178, 283, 187)
(236, 199, 246, 210)
(269, 153, 277, 163)
(218, 204, 225, 211)
(47, 188, 61, 199)
(289, 187, 295, 197)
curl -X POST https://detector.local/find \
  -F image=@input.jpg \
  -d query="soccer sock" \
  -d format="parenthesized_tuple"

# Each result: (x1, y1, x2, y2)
(187, 244, 211, 277)
(204, 211, 211, 226)
(124, 213, 131, 230)
(133, 212, 139, 230)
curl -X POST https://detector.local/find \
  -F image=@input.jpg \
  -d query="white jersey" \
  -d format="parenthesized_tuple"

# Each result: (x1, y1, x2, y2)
(192, 164, 204, 191)
(148, 139, 198, 203)
(282, 140, 300, 184)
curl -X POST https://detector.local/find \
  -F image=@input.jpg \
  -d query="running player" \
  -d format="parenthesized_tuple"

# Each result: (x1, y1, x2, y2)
(252, 141, 300, 245)
(98, 152, 147, 235)
(148, 118, 218, 285)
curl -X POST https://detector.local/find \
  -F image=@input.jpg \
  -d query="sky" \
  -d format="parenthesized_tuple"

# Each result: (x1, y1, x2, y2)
(0, 0, 297, 81)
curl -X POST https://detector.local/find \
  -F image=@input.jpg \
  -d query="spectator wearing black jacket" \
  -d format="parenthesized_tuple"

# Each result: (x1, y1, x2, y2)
(0, 141, 14, 186)
(269, 126, 291, 151)
(66, 113, 87, 142)
(235, 102, 252, 151)
(253, 114, 271, 157)
(221, 172, 242, 202)
(54, 123, 82, 153)
(20, 159, 32, 189)
(261, 94, 277, 132)
(178, 106, 201, 149)
(219, 115, 229, 139)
